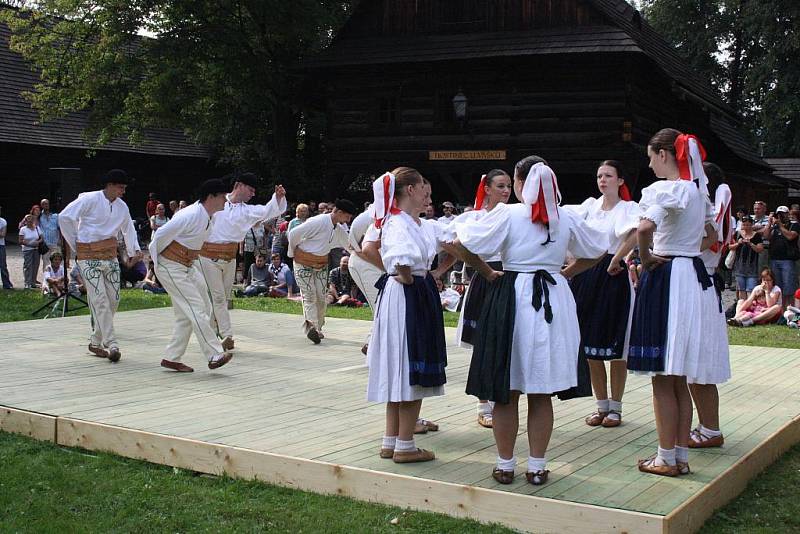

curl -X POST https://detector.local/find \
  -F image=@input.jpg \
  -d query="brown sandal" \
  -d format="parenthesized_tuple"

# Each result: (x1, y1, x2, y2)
(419, 419, 438, 431)
(413, 422, 429, 434)
(88, 344, 109, 359)
(677, 462, 691, 475)
(525, 470, 550, 485)
(379, 448, 394, 459)
(585, 411, 609, 426)
(221, 336, 235, 351)
(637, 456, 679, 477)
(492, 467, 515, 484)
(601, 411, 622, 427)
(393, 448, 435, 463)
(688, 427, 724, 448)
(477, 413, 493, 428)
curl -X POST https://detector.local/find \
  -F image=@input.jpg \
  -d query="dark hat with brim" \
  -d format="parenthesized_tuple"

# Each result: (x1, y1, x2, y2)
(232, 172, 259, 189)
(334, 198, 357, 215)
(196, 179, 229, 201)
(101, 169, 131, 185)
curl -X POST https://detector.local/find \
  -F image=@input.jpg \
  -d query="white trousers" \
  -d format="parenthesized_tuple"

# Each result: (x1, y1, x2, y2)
(349, 253, 383, 313)
(157, 258, 223, 362)
(294, 262, 328, 333)
(78, 259, 121, 349)
(196, 256, 236, 339)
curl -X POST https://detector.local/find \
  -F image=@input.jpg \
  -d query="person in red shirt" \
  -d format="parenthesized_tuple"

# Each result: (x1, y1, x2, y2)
(145, 192, 159, 218)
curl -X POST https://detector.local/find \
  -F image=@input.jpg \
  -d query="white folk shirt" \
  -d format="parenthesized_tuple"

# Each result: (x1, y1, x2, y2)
(288, 212, 349, 258)
(565, 197, 641, 255)
(59, 190, 140, 257)
(207, 193, 287, 244)
(381, 212, 444, 275)
(348, 207, 374, 252)
(639, 180, 714, 258)
(149, 202, 213, 268)
(455, 203, 609, 273)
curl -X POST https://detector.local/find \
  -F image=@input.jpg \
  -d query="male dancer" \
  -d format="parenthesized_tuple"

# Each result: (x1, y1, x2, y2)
(150, 179, 231, 372)
(196, 173, 287, 350)
(347, 203, 383, 354)
(288, 199, 356, 343)
(59, 169, 141, 363)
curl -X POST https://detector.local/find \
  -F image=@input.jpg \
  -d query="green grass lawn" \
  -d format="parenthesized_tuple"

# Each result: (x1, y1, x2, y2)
(0, 288, 799, 532)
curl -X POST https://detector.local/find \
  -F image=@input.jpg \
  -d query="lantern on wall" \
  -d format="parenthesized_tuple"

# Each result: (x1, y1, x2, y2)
(452, 91, 468, 125)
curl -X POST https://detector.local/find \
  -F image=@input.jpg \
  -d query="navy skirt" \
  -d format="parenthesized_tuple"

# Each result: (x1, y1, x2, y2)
(460, 261, 503, 346)
(569, 254, 632, 361)
(376, 272, 447, 388)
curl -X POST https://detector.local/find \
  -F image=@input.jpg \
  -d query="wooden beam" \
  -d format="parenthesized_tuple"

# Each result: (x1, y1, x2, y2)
(663, 415, 800, 534)
(57, 417, 663, 534)
(0, 405, 57, 442)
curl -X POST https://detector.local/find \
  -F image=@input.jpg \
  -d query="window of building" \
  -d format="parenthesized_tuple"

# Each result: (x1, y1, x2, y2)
(377, 96, 398, 125)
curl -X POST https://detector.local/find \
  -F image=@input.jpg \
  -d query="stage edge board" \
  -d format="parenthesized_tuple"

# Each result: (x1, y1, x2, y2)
(3, 407, 799, 533)
(663, 414, 800, 534)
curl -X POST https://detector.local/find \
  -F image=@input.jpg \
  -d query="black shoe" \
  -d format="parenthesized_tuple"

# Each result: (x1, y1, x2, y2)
(108, 347, 121, 363)
(307, 327, 321, 344)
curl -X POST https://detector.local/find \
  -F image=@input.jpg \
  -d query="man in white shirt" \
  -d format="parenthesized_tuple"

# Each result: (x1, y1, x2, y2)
(196, 172, 287, 350)
(150, 179, 231, 373)
(288, 199, 356, 343)
(438, 201, 456, 223)
(348, 204, 384, 354)
(0, 206, 12, 289)
(59, 169, 142, 362)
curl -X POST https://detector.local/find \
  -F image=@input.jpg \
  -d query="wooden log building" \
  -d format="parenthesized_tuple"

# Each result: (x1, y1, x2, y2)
(306, 0, 794, 207)
(0, 21, 219, 234)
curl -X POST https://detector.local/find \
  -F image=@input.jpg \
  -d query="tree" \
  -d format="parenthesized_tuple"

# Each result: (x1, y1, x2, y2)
(640, 0, 800, 156)
(0, 1, 355, 190)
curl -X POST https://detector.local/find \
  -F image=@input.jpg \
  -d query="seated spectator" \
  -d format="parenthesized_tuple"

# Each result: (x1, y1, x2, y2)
(68, 263, 86, 296)
(243, 253, 274, 297)
(149, 203, 170, 241)
(42, 250, 65, 297)
(119, 250, 147, 288)
(327, 255, 362, 307)
(784, 288, 800, 328)
(435, 277, 461, 312)
(728, 268, 783, 327)
(142, 260, 166, 294)
(267, 253, 296, 298)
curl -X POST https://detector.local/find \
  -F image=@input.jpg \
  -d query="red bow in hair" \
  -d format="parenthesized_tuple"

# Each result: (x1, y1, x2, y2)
(674, 134, 707, 180)
(619, 183, 632, 201)
(473, 174, 487, 210)
(373, 172, 401, 229)
(528, 174, 560, 225)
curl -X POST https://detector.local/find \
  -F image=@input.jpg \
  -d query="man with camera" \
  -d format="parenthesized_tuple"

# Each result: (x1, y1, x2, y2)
(762, 205, 800, 307)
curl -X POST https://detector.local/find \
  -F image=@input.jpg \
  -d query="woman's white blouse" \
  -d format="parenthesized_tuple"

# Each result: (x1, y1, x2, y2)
(639, 180, 713, 257)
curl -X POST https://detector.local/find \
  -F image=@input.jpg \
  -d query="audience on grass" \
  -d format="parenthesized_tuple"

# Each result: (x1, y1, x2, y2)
(728, 268, 783, 327)
(326, 255, 362, 307)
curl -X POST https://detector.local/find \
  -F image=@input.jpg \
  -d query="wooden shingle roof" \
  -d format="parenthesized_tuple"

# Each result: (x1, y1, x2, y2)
(765, 158, 800, 187)
(0, 22, 210, 158)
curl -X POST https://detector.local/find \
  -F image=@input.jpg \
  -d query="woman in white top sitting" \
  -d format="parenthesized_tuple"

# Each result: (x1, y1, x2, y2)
(448, 156, 608, 486)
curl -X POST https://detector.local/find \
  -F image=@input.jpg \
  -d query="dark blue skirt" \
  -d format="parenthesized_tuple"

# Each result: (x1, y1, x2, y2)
(376, 273, 447, 388)
(569, 254, 632, 361)
(460, 261, 503, 346)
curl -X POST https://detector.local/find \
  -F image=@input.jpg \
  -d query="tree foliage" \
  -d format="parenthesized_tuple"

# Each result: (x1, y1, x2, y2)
(0, 0, 355, 188)
(640, 0, 800, 156)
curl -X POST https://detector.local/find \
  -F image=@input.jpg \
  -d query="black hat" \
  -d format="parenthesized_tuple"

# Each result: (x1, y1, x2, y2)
(334, 198, 357, 215)
(232, 172, 259, 189)
(196, 179, 229, 201)
(101, 169, 131, 185)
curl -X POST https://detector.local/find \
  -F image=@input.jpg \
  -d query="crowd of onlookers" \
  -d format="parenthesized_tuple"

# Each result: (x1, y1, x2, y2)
(8, 195, 798, 325)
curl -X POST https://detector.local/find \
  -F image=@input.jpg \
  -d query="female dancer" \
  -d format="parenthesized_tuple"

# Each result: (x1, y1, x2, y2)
(629, 128, 716, 477)
(448, 156, 607, 486)
(688, 162, 733, 449)
(454, 169, 513, 428)
(365, 168, 447, 463)
(566, 160, 640, 428)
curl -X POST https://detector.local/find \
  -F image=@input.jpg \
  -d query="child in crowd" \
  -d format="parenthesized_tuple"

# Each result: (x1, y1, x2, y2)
(42, 251, 65, 297)
(243, 253, 273, 297)
(435, 277, 461, 312)
(783, 288, 800, 328)
(142, 260, 166, 294)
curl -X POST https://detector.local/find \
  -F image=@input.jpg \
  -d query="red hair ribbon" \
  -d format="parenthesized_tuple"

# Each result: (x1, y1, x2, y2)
(473, 174, 487, 210)
(372, 172, 401, 229)
(619, 183, 632, 201)
(674, 134, 707, 181)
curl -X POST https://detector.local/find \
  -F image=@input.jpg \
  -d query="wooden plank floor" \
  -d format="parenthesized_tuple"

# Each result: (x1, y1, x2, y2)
(1, 307, 798, 517)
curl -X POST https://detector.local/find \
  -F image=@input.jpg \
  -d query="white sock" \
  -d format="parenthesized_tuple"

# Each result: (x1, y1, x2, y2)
(381, 436, 397, 449)
(596, 399, 610, 412)
(496, 456, 516, 471)
(700, 424, 722, 437)
(675, 446, 689, 463)
(210, 353, 224, 363)
(657, 447, 677, 466)
(477, 402, 492, 415)
(395, 438, 415, 452)
(742, 318, 754, 326)
(608, 400, 622, 413)
(528, 456, 547, 472)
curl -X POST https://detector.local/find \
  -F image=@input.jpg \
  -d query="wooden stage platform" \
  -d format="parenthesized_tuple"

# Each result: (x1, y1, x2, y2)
(2, 308, 799, 533)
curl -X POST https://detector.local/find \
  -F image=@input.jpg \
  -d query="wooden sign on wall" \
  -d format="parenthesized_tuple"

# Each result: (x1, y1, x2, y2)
(429, 150, 507, 161)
